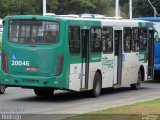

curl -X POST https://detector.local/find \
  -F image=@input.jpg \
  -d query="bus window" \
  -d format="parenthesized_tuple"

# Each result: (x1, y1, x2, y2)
(102, 27, 113, 53)
(91, 27, 102, 53)
(139, 28, 147, 50)
(132, 28, 140, 51)
(124, 27, 132, 52)
(69, 26, 80, 54)
(9, 20, 59, 44)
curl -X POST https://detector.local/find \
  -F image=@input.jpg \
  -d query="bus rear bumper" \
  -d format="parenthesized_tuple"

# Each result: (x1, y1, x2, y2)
(0, 73, 66, 89)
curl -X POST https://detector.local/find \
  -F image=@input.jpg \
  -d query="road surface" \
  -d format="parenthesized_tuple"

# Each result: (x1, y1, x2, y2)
(0, 81, 160, 119)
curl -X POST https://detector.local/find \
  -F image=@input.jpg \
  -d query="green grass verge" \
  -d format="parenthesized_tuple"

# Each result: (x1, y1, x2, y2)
(64, 98, 160, 120)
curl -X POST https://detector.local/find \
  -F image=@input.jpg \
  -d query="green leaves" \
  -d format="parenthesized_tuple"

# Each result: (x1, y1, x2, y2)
(0, 0, 58, 18)
(1, 0, 160, 18)
(122, 0, 160, 18)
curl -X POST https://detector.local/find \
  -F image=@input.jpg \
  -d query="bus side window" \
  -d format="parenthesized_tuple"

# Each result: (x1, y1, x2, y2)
(132, 28, 140, 51)
(139, 28, 147, 50)
(9, 24, 19, 42)
(124, 27, 132, 52)
(102, 27, 113, 53)
(68, 26, 80, 54)
(90, 27, 102, 53)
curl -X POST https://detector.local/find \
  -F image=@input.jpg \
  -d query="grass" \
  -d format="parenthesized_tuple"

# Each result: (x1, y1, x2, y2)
(92, 98, 160, 114)
(64, 98, 160, 120)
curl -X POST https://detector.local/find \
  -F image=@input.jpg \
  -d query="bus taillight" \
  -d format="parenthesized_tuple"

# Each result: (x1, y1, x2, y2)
(2, 50, 9, 73)
(56, 53, 64, 76)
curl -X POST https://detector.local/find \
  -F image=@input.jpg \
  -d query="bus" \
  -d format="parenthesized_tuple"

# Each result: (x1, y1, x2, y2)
(0, 15, 154, 97)
(135, 17, 160, 80)
(0, 19, 6, 94)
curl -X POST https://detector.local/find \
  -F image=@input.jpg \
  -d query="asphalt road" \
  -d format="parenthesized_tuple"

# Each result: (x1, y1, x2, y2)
(0, 80, 160, 116)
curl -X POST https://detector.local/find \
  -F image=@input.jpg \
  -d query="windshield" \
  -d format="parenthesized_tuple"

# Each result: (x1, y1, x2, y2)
(9, 20, 59, 44)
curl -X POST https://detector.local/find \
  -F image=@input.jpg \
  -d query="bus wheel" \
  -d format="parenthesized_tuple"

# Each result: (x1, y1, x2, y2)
(130, 70, 142, 90)
(34, 89, 54, 96)
(91, 72, 102, 97)
(0, 86, 6, 94)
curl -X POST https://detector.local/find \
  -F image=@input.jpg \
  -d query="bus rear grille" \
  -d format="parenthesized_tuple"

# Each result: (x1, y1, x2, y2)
(23, 79, 39, 83)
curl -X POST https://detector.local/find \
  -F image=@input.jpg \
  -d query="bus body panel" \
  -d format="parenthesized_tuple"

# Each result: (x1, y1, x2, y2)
(121, 52, 140, 85)
(101, 54, 114, 88)
(1, 16, 70, 89)
(69, 63, 81, 91)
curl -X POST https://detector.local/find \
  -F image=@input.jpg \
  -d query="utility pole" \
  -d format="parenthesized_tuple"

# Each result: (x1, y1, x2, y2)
(148, 0, 156, 17)
(43, 0, 46, 15)
(129, 0, 132, 19)
(115, 0, 119, 19)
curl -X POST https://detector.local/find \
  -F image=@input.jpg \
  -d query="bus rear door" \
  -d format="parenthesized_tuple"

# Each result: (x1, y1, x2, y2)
(114, 30, 123, 85)
(69, 27, 89, 91)
(81, 29, 89, 89)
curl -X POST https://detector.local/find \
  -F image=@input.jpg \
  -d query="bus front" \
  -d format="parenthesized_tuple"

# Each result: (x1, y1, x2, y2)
(0, 16, 67, 95)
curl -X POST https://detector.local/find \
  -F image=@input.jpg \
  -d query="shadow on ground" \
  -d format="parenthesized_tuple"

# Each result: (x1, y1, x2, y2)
(8, 86, 148, 103)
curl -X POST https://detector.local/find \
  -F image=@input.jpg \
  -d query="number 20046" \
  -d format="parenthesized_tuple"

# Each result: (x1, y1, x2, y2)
(11, 60, 30, 66)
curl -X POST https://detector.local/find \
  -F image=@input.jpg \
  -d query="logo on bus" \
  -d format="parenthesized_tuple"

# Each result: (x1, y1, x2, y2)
(11, 54, 30, 66)
(12, 54, 16, 60)
(102, 57, 114, 68)
(139, 53, 145, 61)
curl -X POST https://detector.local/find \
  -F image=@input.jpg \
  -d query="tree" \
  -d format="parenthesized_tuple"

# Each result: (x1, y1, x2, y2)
(1, 0, 160, 19)
(56, 0, 96, 14)
(46, 0, 58, 13)
(92, 0, 115, 16)
(0, 0, 58, 18)
(55, 0, 116, 16)
(122, 0, 160, 18)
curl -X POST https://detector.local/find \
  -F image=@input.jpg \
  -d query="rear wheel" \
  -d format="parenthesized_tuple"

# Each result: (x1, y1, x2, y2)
(130, 70, 142, 90)
(0, 86, 6, 94)
(91, 72, 102, 97)
(34, 88, 54, 96)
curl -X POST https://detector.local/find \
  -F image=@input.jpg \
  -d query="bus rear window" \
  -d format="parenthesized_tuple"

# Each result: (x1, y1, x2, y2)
(9, 20, 59, 44)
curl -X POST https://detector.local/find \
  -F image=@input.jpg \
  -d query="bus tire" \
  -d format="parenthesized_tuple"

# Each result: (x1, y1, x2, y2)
(34, 89, 54, 96)
(91, 72, 102, 97)
(0, 86, 6, 94)
(130, 70, 142, 90)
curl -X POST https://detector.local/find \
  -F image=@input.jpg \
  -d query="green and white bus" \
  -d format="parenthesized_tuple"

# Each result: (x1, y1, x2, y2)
(0, 15, 154, 97)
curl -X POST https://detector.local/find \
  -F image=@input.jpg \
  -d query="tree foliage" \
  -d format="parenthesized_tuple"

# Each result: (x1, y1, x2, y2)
(0, 0, 41, 16)
(133, 0, 160, 17)
(0, 0, 58, 18)
(0, 0, 160, 19)
(121, 0, 160, 18)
